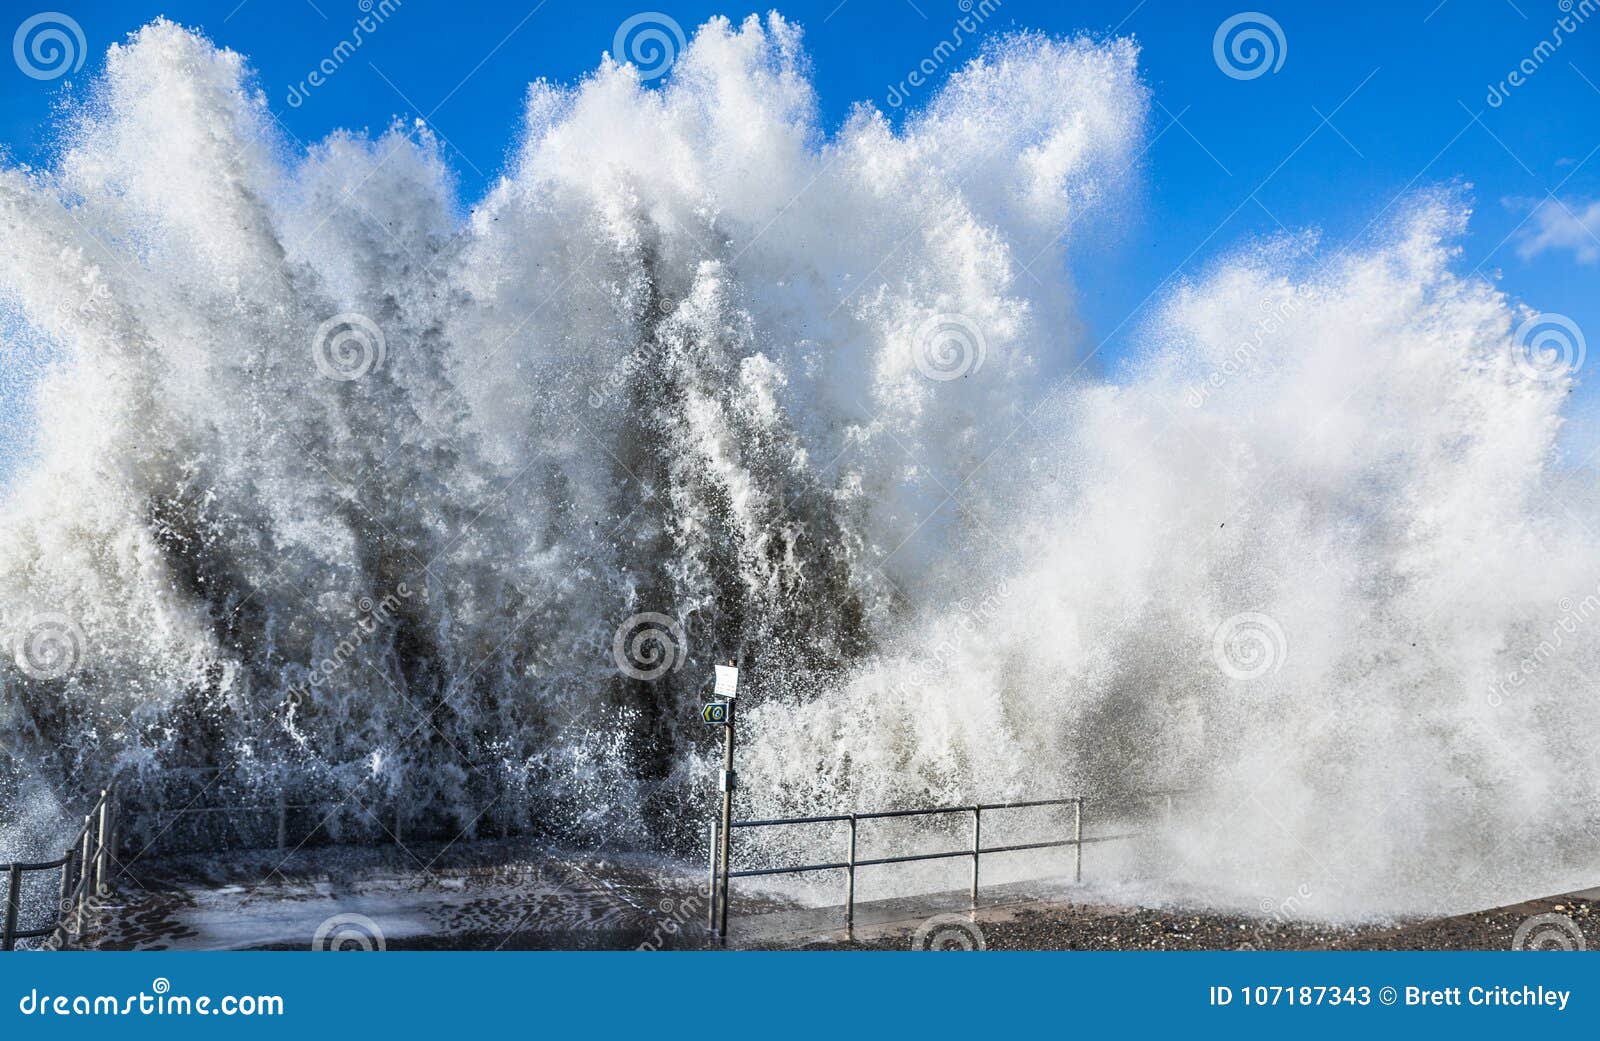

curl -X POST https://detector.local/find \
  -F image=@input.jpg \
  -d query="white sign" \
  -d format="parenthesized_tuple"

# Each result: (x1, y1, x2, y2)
(714, 664, 739, 698)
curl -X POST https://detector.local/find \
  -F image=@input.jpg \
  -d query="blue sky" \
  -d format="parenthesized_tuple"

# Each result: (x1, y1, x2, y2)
(1, 0, 1598, 464)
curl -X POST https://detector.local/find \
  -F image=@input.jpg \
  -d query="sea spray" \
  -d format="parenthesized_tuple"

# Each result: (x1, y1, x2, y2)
(0, 15, 1595, 918)
(0, 15, 1139, 856)
(735, 202, 1600, 918)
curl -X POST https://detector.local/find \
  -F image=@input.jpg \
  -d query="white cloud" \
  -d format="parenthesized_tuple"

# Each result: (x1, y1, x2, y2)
(1509, 196, 1600, 265)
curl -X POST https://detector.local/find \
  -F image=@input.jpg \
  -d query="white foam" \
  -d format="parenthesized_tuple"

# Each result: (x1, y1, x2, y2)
(1, 16, 1593, 919)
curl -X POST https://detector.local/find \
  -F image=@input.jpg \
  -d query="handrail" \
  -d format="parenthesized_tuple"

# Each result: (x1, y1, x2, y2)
(2, 786, 118, 951)
(712, 795, 1093, 942)
(732, 796, 1089, 829)
(133, 803, 334, 815)
(1, 857, 69, 872)
(121, 792, 409, 852)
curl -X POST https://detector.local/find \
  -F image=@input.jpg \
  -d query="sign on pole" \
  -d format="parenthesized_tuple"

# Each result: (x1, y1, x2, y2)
(715, 664, 739, 698)
(702, 702, 729, 725)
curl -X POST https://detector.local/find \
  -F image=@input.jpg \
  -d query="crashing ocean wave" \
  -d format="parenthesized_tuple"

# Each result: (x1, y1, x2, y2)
(1, 14, 1594, 918)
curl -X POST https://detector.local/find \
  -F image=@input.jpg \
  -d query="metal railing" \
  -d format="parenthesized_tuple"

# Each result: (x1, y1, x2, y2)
(116, 764, 530, 855)
(112, 766, 360, 856)
(127, 794, 394, 854)
(709, 796, 1141, 941)
(2, 787, 118, 951)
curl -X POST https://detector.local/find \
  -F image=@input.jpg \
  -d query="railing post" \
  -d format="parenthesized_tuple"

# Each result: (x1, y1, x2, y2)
(52, 847, 78, 950)
(106, 790, 119, 888)
(94, 790, 110, 896)
(1073, 797, 1084, 884)
(845, 814, 857, 940)
(58, 848, 73, 921)
(706, 818, 718, 936)
(2, 863, 20, 951)
(970, 806, 981, 910)
(78, 815, 92, 924)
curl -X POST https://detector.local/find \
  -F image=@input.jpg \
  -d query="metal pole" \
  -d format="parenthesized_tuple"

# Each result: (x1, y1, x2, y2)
(276, 790, 287, 851)
(706, 818, 719, 935)
(715, 697, 735, 945)
(970, 806, 981, 910)
(2, 863, 19, 951)
(54, 847, 76, 949)
(78, 816, 91, 923)
(106, 792, 119, 890)
(845, 814, 856, 940)
(1073, 797, 1084, 884)
(94, 790, 110, 896)
(58, 848, 73, 919)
